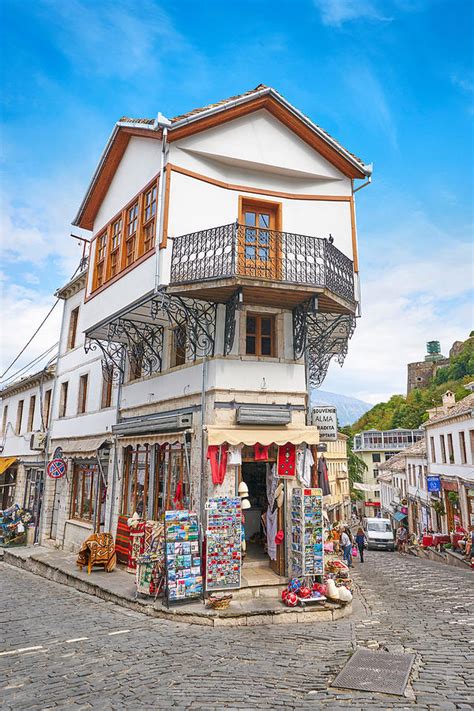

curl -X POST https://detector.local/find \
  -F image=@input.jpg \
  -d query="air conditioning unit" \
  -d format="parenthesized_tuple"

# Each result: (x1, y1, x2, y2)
(236, 406, 291, 425)
(30, 432, 46, 451)
(112, 410, 193, 436)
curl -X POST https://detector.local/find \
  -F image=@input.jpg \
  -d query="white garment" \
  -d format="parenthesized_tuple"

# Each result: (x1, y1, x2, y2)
(227, 444, 243, 465)
(266, 506, 278, 561)
(341, 532, 350, 547)
(296, 446, 314, 487)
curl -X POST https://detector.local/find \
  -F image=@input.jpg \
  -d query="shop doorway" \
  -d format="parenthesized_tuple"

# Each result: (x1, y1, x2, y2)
(240, 461, 285, 576)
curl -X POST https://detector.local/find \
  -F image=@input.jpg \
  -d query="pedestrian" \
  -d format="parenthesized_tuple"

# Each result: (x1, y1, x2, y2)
(341, 526, 353, 567)
(355, 527, 367, 563)
(396, 525, 408, 554)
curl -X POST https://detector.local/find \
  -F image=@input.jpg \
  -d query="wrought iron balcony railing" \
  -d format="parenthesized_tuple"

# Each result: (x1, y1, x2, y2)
(170, 222, 355, 303)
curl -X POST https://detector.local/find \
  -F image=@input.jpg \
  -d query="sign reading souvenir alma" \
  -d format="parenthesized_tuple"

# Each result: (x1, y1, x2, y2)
(311, 406, 338, 441)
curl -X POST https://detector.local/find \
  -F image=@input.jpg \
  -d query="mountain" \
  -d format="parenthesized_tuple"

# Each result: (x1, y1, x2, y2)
(311, 390, 372, 427)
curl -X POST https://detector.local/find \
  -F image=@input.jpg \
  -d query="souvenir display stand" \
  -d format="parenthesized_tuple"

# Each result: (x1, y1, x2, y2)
(134, 520, 166, 600)
(0, 505, 31, 547)
(290, 488, 325, 605)
(205, 496, 242, 593)
(164, 510, 203, 607)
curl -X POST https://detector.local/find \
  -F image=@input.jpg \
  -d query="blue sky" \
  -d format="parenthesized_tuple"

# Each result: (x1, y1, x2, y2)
(1, 0, 473, 402)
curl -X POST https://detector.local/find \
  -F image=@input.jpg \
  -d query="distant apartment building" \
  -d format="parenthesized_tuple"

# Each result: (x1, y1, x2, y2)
(353, 428, 424, 516)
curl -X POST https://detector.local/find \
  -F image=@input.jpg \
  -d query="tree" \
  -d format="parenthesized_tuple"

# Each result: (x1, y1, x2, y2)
(340, 426, 367, 501)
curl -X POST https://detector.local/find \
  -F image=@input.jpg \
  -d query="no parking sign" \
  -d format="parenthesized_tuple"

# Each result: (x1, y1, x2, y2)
(47, 458, 67, 479)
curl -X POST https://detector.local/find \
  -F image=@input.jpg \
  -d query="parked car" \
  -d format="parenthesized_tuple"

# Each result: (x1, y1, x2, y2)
(364, 517, 395, 551)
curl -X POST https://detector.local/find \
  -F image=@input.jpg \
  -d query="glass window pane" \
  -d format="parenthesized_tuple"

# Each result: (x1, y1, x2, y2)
(258, 247, 269, 261)
(246, 336, 256, 354)
(259, 213, 270, 228)
(261, 337, 272, 355)
(245, 229, 257, 243)
(259, 232, 269, 245)
(245, 211, 256, 226)
(245, 246, 256, 260)
(247, 316, 256, 334)
(261, 318, 272, 335)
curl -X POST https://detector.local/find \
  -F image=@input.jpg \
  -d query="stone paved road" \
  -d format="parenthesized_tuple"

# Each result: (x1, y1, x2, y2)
(1, 552, 473, 710)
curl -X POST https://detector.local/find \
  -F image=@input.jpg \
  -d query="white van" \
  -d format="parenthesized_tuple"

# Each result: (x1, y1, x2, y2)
(364, 517, 395, 551)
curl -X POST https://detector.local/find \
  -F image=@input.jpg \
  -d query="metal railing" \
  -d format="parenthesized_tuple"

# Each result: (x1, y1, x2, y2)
(170, 222, 355, 303)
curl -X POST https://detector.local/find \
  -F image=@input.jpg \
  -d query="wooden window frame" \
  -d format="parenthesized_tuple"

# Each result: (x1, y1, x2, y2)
(59, 382, 68, 418)
(2, 405, 8, 434)
(27, 395, 36, 431)
(71, 463, 98, 522)
(440, 434, 446, 464)
(124, 200, 139, 268)
(447, 433, 454, 464)
(245, 312, 276, 357)
(170, 325, 187, 368)
(43, 389, 52, 427)
(459, 431, 467, 465)
(78, 374, 89, 415)
(67, 307, 80, 350)
(16, 400, 24, 434)
(107, 216, 123, 280)
(430, 436, 436, 463)
(91, 175, 159, 294)
(101, 374, 113, 409)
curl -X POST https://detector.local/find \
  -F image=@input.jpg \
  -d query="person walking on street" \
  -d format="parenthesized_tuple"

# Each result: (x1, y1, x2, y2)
(341, 527, 353, 567)
(355, 527, 367, 563)
(396, 525, 408, 554)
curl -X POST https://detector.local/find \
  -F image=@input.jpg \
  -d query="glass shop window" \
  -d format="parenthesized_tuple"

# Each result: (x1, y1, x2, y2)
(71, 463, 100, 522)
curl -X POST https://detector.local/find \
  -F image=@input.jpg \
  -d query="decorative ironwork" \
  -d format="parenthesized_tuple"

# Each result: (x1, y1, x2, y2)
(107, 319, 164, 377)
(293, 296, 318, 360)
(224, 289, 242, 356)
(84, 337, 125, 384)
(306, 311, 356, 388)
(150, 289, 217, 360)
(170, 223, 355, 305)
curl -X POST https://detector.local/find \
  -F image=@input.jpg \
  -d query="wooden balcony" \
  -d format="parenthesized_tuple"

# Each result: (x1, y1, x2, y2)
(168, 222, 356, 312)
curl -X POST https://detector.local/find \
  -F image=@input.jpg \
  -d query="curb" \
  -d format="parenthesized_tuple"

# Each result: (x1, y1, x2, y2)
(3, 550, 352, 627)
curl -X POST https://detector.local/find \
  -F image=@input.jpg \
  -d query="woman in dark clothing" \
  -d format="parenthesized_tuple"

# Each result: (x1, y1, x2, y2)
(355, 527, 367, 563)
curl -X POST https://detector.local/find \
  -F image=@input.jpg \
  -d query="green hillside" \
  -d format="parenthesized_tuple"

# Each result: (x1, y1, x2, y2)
(350, 336, 474, 433)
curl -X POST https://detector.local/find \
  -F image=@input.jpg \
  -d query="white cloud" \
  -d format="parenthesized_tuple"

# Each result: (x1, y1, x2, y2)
(322, 227, 474, 404)
(0, 277, 62, 379)
(314, 0, 392, 26)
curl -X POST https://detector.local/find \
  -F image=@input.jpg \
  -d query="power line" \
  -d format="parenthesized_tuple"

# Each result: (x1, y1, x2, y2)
(0, 342, 59, 386)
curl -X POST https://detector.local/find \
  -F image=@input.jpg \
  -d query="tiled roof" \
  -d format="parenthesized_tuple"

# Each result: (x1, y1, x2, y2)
(424, 393, 474, 426)
(118, 84, 365, 166)
(379, 438, 427, 471)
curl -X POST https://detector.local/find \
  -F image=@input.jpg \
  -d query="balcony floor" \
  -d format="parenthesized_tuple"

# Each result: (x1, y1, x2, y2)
(167, 276, 356, 313)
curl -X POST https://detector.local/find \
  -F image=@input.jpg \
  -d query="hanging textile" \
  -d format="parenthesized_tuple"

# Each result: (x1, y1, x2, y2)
(296, 445, 314, 487)
(127, 515, 145, 573)
(207, 444, 227, 485)
(254, 443, 269, 461)
(317, 454, 331, 496)
(227, 444, 243, 465)
(266, 463, 279, 560)
(277, 443, 296, 477)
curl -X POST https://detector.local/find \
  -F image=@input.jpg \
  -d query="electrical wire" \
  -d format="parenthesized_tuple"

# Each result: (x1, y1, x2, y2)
(0, 342, 59, 386)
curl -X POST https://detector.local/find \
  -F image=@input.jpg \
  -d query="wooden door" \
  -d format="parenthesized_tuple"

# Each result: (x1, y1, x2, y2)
(239, 199, 280, 280)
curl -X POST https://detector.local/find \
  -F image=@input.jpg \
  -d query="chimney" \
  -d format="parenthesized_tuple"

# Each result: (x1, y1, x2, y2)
(442, 391, 456, 408)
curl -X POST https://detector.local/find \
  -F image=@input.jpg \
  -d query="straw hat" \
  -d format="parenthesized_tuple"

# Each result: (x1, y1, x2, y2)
(241, 498, 251, 510)
(238, 481, 249, 496)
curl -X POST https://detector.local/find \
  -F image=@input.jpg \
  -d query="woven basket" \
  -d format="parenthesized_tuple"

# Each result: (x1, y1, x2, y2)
(207, 594, 233, 609)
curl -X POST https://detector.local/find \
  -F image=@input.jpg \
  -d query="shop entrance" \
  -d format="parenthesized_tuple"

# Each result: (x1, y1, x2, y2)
(241, 461, 285, 576)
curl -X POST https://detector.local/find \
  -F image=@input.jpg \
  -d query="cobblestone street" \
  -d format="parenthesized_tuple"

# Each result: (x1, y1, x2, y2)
(1, 552, 473, 710)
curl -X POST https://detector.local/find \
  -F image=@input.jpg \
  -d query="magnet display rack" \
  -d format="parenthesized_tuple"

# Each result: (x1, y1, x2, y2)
(291, 488, 324, 578)
(164, 510, 203, 608)
(205, 496, 242, 593)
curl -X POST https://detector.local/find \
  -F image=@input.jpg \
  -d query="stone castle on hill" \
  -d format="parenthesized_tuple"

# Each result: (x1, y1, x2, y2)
(407, 338, 469, 394)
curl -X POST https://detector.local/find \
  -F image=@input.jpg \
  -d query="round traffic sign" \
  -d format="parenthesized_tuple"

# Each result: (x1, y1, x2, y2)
(47, 458, 67, 479)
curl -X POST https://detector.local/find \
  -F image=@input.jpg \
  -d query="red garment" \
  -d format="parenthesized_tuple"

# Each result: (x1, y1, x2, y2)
(254, 443, 269, 461)
(173, 481, 183, 507)
(277, 443, 296, 477)
(207, 444, 227, 485)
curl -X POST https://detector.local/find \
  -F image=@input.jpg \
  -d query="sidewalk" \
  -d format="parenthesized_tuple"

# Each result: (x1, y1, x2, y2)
(1, 545, 353, 627)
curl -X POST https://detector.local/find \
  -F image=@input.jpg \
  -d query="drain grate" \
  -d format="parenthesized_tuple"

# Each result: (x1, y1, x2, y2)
(331, 648, 415, 696)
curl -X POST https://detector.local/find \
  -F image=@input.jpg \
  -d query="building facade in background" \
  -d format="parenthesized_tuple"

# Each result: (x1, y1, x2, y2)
(324, 433, 351, 524)
(353, 428, 423, 516)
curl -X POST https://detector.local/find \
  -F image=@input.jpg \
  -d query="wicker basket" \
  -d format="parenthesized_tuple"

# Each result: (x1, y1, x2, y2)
(206, 594, 233, 610)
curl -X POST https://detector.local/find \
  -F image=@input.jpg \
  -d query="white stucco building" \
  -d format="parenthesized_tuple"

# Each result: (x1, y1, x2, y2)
(3, 86, 372, 582)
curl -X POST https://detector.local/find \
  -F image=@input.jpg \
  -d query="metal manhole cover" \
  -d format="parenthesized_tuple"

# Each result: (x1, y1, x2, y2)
(332, 648, 415, 696)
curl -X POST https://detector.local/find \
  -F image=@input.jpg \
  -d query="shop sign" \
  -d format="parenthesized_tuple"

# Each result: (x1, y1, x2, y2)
(312, 406, 337, 441)
(46, 458, 67, 479)
(441, 479, 458, 492)
(365, 501, 380, 507)
(426, 476, 441, 493)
